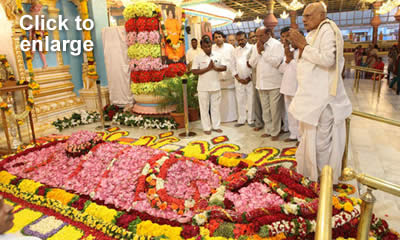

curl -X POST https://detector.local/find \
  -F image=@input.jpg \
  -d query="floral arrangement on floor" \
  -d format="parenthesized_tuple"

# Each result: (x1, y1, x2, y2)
(51, 110, 100, 131)
(0, 132, 398, 240)
(112, 111, 177, 130)
(64, 131, 103, 157)
(103, 104, 123, 121)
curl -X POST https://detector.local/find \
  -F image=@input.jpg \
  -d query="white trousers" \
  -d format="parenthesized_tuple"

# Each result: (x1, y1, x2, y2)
(198, 90, 221, 131)
(235, 81, 254, 124)
(284, 95, 299, 140)
(220, 88, 237, 122)
(258, 89, 283, 137)
(296, 106, 346, 184)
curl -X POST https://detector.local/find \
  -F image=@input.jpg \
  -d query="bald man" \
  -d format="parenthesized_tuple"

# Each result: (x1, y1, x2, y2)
(288, 2, 352, 184)
(227, 34, 238, 48)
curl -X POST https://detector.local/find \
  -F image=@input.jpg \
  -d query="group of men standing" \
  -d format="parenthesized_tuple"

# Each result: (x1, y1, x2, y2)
(190, 2, 352, 184)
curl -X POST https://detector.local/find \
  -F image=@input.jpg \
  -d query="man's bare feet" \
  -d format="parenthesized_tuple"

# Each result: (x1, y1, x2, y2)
(212, 129, 223, 133)
(204, 131, 211, 135)
(254, 127, 263, 131)
(261, 133, 270, 138)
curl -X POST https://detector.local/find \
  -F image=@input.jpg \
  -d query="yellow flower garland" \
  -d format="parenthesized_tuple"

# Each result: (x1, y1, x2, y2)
(18, 179, 43, 194)
(83, 202, 119, 223)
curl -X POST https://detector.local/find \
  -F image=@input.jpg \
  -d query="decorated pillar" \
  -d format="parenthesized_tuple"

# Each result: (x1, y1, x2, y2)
(289, 10, 298, 29)
(46, 1, 64, 66)
(371, 1, 382, 45)
(264, 0, 278, 31)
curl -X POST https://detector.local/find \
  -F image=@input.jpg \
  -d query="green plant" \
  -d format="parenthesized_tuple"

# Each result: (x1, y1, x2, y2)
(156, 76, 183, 113)
(187, 73, 199, 109)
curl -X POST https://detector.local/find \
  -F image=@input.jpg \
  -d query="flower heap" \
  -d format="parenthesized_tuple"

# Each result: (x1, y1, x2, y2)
(0, 54, 15, 83)
(123, 1, 186, 93)
(64, 130, 103, 157)
(80, 0, 98, 81)
(51, 110, 100, 131)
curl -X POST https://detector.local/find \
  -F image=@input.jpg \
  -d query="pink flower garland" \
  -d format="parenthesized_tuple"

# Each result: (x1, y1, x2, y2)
(126, 31, 160, 46)
(129, 57, 168, 72)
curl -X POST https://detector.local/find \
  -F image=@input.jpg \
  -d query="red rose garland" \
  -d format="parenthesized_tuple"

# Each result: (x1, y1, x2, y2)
(130, 63, 186, 83)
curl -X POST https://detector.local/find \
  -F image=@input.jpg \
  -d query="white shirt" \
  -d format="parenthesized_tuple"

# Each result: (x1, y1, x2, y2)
(231, 43, 253, 80)
(212, 43, 235, 88)
(192, 50, 226, 92)
(289, 23, 352, 126)
(249, 37, 284, 90)
(279, 49, 299, 96)
(186, 47, 202, 65)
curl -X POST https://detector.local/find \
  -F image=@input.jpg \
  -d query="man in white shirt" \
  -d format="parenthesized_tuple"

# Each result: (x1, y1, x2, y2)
(192, 36, 227, 135)
(278, 27, 300, 142)
(248, 31, 264, 131)
(212, 31, 238, 123)
(231, 31, 255, 127)
(227, 34, 238, 48)
(249, 27, 284, 141)
(288, 2, 352, 184)
(186, 38, 202, 70)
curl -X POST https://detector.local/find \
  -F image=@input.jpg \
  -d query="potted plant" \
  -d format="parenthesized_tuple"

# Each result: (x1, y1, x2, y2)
(187, 74, 199, 122)
(156, 77, 185, 128)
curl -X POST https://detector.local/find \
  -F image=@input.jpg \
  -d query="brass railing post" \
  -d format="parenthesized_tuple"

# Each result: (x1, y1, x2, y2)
(340, 117, 351, 180)
(315, 165, 333, 240)
(357, 188, 376, 240)
(377, 73, 383, 98)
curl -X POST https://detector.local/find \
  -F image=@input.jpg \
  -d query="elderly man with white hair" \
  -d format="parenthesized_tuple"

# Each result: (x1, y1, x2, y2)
(287, 2, 352, 184)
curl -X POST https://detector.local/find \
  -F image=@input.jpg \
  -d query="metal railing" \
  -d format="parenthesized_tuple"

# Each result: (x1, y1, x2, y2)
(317, 111, 400, 239)
(346, 65, 387, 98)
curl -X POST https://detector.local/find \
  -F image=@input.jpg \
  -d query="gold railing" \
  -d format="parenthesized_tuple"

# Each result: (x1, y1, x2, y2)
(315, 166, 333, 240)
(346, 65, 386, 98)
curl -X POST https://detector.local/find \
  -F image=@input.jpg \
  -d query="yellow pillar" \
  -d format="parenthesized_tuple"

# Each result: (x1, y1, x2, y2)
(371, 1, 382, 45)
(46, 1, 64, 66)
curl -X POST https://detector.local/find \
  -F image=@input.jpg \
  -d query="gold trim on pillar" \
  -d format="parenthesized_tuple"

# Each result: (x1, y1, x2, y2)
(11, 25, 28, 83)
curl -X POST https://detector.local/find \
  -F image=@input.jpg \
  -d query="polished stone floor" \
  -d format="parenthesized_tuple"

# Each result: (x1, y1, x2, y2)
(2, 74, 400, 231)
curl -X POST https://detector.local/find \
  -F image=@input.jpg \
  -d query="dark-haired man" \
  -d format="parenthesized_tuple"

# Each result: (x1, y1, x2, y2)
(192, 36, 227, 135)
(212, 31, 237, 123)
(186, 38, 202, 70)
(231, 31, 255, 127)
(249, 26, 284, 141)
(248, 31, 257, 45)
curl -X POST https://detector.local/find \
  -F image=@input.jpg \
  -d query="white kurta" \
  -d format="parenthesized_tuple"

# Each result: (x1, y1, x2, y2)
(192, 51, 225, 131)
(212, 43, 237, 122)
(289, 22, 352, 183)
(186, 47, 202, 65)
(102, 27, 133, 106)
(231, 43, 254, 124)
(279, 50, 299, 139)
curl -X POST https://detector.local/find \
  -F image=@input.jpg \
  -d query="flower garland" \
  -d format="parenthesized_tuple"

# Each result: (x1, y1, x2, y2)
(80, 0, 98, 81)
(112, 111, 177, 130)
(51, 110, 100, 131)
(129, 57, 167, 72)
(0, 53, 39, 125)
(0, 54, 15, 82)
(160, 10, 186, 50)
(122, 2, 159, 20)
(65, 131, 103, 157)
(127, 44, 161, 60)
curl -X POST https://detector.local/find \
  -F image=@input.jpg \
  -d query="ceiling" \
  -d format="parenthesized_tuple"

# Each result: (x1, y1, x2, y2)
(220, 0, 371, 22)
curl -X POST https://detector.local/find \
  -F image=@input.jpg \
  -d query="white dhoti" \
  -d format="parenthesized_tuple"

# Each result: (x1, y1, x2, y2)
(198, 90, 222, 131)
(235, 81, 254, 124)
(296, 106, 346, 184)
(284, 95, 299, 140)
(220, 79, 238, 123)
(282, 106, 289, 132)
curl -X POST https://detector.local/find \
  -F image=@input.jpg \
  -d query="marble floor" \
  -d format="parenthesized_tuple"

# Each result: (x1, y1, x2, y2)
(1, 74, 400, 232)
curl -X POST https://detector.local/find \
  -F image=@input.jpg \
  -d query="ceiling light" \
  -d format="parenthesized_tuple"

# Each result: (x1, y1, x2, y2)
(236, 21, 242, 26)
(287, 0, 304, 11)
(254, 16, 262, 24)
(236, 9, 243, 17)
(280, 10, 289, 19)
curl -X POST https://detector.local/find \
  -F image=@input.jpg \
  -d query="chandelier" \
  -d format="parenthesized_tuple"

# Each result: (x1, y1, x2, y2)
(376, 0, 399, 14)
(277, 0, 304, 11)
(121, 0, 183, 7)
(254, 16, 262, 24)
(280, 10, 289, 19)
